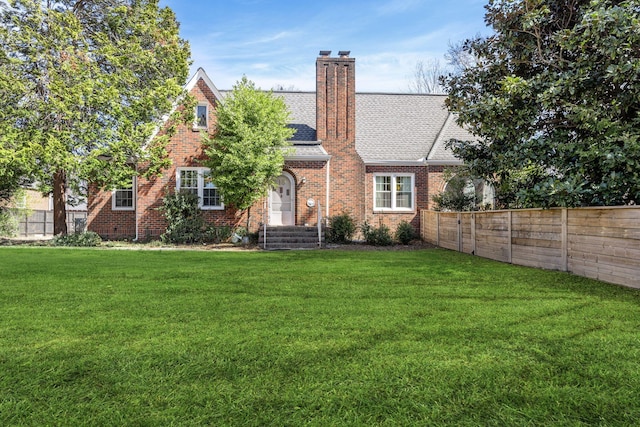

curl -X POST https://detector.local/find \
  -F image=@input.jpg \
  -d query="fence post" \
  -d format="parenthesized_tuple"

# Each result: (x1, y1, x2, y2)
(507, 210, 513, 263)
(470, 213, 476, 255)
(457, 213, 462, 252)
(561, 208, 568, 272)
(436, 212, 440, 247)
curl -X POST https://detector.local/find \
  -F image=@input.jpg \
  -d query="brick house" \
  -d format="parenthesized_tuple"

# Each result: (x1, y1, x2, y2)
(87, 50, 476, 241)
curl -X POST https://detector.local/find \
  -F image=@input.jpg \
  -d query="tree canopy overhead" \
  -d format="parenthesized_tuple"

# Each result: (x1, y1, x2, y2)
(0, 0, 191, 233)
(443, 0, 640, 208)
(202, 76, 294, 228)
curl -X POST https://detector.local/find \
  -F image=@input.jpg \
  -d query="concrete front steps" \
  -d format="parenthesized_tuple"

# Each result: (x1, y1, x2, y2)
(258, 225, 325, 250)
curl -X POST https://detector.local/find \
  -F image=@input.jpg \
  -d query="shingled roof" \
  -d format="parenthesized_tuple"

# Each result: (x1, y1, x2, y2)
(273, 91, 470, 164)
(428, 112, 477, 165)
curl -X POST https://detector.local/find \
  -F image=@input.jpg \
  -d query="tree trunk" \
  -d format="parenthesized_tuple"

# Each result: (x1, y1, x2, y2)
(53, 169, 68, 235)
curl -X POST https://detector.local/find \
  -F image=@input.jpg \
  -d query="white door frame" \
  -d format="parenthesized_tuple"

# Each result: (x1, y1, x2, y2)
(269, 171, 295, 226)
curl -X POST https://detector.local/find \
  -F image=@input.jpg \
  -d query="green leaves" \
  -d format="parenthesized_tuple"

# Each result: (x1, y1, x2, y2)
(202, 77, 295, 213)
(444, 0, 640, 208)
(0, 0, 191, 207)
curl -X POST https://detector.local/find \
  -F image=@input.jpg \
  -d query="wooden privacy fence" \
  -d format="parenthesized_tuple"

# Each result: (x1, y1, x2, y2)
(421, 207, 640, 289)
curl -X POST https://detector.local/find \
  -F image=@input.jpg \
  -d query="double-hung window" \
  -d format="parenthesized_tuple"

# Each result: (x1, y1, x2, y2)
(374, 173, 414, 211)
(177, 167, 223, 210)
(112, 178, 136, 211)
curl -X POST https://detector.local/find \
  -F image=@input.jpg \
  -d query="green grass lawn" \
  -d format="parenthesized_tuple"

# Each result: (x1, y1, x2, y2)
(1, 247, 640, 426)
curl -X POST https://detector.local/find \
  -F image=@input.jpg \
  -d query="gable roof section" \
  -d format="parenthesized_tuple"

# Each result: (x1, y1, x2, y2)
(355, 93, 450, 165)
(186, 67, 223, 101)
(146, 68, 221, 144)
(427, 113, 477, 165)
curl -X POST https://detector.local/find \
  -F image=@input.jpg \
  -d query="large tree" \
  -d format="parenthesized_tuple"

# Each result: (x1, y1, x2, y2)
(0, 0, 191, 234)
(443, 0, 640, 208)
(202, 76, 294, 230)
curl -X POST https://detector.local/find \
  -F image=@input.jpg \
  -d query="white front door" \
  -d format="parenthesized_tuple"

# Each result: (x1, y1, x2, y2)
(270, 173, 295, 226)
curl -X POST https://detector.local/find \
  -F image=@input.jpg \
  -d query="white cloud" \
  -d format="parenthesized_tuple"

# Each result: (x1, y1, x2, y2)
(243, 31, 296, 46)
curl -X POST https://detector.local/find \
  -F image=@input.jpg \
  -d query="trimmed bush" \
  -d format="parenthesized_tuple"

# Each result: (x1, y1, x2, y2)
(51, 231, 102, 247)
(327, 211, 356, 243)
(360, 220, 393, 246)
(395, 220, 416, 245)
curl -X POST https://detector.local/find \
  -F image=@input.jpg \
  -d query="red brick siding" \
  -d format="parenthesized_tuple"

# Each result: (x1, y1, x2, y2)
(87, 184, 136, 240)
(426, 165, 448, 210)
(284, 161, 328, 226)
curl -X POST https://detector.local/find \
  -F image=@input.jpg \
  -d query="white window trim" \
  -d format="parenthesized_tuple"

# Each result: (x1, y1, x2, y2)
(176, 167, 224, 210)
(193, 103, 209, 130)
(373, 173, 415, 212)
(112, 177, 136, 211)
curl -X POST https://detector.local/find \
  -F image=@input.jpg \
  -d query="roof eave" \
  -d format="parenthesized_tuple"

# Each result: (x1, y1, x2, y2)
(425, 159, 464, 166)
(363, 159, 426, 167)
(285, 155, 332, 161)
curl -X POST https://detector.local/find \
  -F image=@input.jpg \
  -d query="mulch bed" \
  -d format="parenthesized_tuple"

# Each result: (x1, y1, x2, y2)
(1, 237, 435, 251)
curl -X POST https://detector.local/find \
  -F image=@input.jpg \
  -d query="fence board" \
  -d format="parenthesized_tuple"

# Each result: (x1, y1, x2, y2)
(476, 246, 510, 263)
(569, 259, 640, 288)
(513, 245, 564, 270)
(569, 207, 640, 220)
(569, 234, 639, 250)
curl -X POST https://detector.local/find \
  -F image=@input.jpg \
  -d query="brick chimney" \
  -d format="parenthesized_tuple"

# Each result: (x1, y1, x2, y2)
(316, 50, 355, 144)
(315, 50, 364, 220)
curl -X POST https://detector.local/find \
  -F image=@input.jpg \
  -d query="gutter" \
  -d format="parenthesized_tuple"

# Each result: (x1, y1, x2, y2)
(364, 160, 426, 167)
(425, 159, 464, 166)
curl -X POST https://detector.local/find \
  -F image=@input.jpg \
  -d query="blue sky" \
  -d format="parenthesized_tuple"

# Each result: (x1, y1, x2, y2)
(158, 0, 491, 92)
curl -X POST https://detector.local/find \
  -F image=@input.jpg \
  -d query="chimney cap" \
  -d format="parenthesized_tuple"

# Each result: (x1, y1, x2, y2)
(338, 50, 350, 57)
(319, 50, 331, 57)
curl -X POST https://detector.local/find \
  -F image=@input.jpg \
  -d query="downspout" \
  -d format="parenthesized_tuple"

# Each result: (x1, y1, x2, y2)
(317, 200, 322, 247)
(134, 165, 139, 241)
(263, 197, 267, 250)
(325, 158, 330, 219)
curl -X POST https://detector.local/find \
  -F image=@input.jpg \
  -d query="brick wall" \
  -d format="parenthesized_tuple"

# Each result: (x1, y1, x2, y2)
(87, 184, 136, 240)
(283, 161, 328, 226)
(426, 164, 451, 210)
